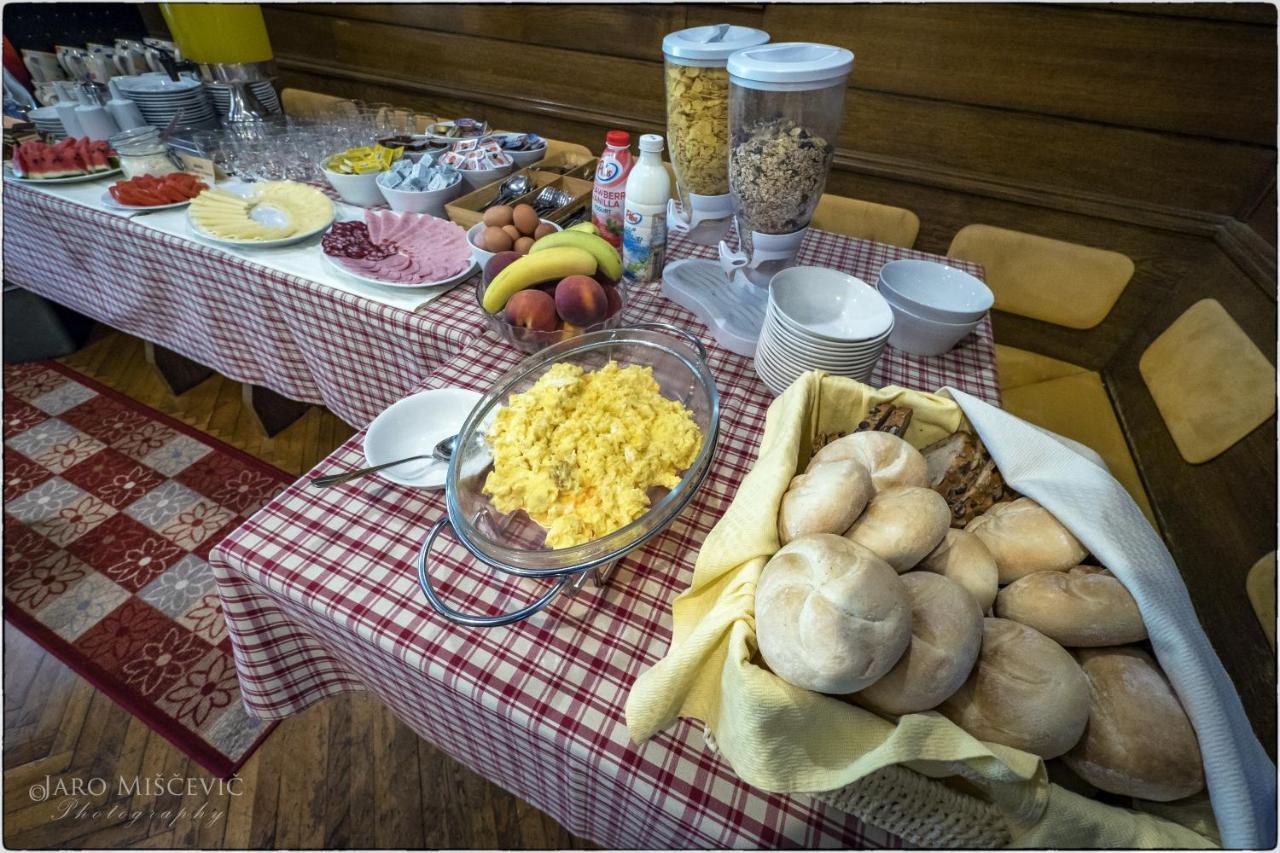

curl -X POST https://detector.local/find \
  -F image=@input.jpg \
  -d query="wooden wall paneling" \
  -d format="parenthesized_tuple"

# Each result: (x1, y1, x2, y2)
(1072, 3, 1277, 25)
(763, 4, 1277, 144)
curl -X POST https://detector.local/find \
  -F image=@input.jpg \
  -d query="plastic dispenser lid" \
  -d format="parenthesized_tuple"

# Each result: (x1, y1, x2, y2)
(728, 42, 854, 89)
(662, 24, 770, 65)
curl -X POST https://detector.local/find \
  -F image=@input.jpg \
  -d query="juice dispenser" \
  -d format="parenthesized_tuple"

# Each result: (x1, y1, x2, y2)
(662, 23, 769, 246)
(160, 3, 275, 123)
(662, 42, 853, 357)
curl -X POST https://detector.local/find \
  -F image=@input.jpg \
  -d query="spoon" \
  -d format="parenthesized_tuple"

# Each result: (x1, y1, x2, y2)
(309, 434, 457, 488)
(480, 173, 532, 211)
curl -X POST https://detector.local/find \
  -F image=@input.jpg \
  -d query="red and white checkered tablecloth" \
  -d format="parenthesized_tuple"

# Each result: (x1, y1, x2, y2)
(209, 228, 997, 847)
(2, 182, 482, 427)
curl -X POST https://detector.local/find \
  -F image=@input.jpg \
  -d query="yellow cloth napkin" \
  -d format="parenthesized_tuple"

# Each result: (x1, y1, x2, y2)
(624, 371, 1217, 847)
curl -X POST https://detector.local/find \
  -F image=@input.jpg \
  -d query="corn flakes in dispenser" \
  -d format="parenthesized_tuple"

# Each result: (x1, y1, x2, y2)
(665, 63, 731, 198)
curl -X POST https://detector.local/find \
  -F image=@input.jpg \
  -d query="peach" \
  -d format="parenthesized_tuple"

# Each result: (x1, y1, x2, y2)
(601, 284, 622, 318)
(505, 289, 557, 332)
(484, 251, 522, 284)
(554, 275, 607, 326)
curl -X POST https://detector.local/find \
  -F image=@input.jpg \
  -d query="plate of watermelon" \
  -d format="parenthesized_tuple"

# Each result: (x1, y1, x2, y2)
(103, 173, 209, 211)
(6, 137, 120, 184)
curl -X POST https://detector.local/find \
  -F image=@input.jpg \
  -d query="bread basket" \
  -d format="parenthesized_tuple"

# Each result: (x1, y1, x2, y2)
(627, 370, 1273, 848)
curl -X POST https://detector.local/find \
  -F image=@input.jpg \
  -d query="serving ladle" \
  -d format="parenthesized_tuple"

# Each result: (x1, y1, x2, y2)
(309, 434, 457, 488)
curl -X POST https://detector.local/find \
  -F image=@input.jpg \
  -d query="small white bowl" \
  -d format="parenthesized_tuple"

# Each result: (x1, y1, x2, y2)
(886, 298, 981, 357)
(362, 387, 482, 489)
(877, 260, 993, 324)
(377, 176, 463, 217)
(467, 219, 561, 269)
(769, 266, 894, 343)
(460, 161, 513, 191)
(321, 165, 385, 207)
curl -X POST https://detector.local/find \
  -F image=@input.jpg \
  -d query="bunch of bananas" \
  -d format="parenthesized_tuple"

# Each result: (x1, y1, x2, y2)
(481, 222, 624, 313)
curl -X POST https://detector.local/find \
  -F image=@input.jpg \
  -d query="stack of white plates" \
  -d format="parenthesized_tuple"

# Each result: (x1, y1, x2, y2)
(28, 106, 66, 139)
(877, 260, 993, 356)
(754, 266, 895, 396)
(113, 74, 218, 129)
(206, 81, 282, 116)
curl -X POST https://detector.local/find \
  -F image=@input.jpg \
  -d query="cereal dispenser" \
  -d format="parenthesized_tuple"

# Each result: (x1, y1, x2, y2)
(662, 24, 769, 246)
(663, 42, 853, 357)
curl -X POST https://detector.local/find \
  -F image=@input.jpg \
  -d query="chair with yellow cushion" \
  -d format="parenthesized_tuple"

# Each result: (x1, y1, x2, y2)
(948, 224, 1134, 330)
(280, 88, 345, 119)
(811, 194, 920, 249)
(540, 138, 593, 168)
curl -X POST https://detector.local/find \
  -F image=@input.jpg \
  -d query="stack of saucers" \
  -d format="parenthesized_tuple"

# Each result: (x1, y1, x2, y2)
(206, 81, 282, 116)
(877, 260, 993, 356)
(114, 74, 218, 129)
(28, 106, 67, 139)
(754, 266, 895, 395)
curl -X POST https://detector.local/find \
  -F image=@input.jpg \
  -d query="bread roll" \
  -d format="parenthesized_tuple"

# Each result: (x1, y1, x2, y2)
(918, 529, 999, 612)
(1064, 647, 1204, 802)
(854, 572, 983, 716)
(755, 534, 911, 694)
(995, 566, 1147, 647)
(844, 486, 950, 572)
(965, 498, 1087, 583)
(939, 617, 1090, 758)
(778, 459, 874, 544)
(809, 431, 928, 493)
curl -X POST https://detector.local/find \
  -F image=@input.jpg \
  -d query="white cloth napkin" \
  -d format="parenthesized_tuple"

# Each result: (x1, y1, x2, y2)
(945, 387, 1276, 849)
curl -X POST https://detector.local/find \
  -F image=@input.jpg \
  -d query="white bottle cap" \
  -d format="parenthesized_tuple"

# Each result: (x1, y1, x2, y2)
(638, 133, 664, 153)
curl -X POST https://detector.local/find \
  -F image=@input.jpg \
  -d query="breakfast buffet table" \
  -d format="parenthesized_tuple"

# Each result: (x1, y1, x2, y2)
(6, 173, 1001, 846)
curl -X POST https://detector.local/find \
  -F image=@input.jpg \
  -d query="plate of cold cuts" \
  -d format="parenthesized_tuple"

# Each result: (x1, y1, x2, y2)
(321, 209, 477, 290)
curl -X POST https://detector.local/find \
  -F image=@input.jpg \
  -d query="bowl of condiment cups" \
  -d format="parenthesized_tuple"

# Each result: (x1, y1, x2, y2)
(460, 160, 514, 191)
(320, 164, 385, 207)
(754, 266, 895, 395)
(876, 260, 991, 356)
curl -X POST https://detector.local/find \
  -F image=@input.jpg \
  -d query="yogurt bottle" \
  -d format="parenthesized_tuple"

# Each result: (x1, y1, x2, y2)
(622, 133, 671, 285)
(591, 129, 633, 249)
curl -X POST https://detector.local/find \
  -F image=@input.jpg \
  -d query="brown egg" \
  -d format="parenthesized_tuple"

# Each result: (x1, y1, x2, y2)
(482, 225, 513, 253)
(513, 236, 535, 254)
(533, 222, 556, 240)
(512, 203, 539, 236)
(502, 224, 521, 242)
(483, 205, 513, 228)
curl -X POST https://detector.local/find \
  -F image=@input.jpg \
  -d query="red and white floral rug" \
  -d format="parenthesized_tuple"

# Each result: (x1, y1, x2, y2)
(3, 360, 293, 777)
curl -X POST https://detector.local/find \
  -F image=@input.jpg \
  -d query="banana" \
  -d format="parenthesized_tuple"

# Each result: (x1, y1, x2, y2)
(568, 221, 599, 235)
(528, 230, 622, 282)
(482, 246, 598, 313)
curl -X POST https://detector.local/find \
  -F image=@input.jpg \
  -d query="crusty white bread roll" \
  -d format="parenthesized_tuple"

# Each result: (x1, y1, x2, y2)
(918, 529, 999, 612)
(1064, 647, 1204, 802)
(755, 534, 912, 694)
(808, 431, 928, 493)
(995, 566, 1147, 647)
(964, 498, 1088, 583)
(778, 459, 874, 544)
(854, 572, 983, 716)
(939, 617, 1090, 759)
(844, 486, 950, 572)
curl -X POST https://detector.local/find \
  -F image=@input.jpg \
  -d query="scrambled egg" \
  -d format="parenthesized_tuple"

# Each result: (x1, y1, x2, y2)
(482, 361, 704, 549)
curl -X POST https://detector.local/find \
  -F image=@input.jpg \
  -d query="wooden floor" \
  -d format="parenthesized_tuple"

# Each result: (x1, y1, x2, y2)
(3, 329, 592, 849)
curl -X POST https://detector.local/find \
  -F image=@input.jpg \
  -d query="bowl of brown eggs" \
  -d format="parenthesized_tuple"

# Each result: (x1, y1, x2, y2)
(467, 202, 561, 267)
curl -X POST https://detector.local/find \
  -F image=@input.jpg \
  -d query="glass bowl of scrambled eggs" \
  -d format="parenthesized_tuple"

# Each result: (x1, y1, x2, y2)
(422, 324, 720, 612)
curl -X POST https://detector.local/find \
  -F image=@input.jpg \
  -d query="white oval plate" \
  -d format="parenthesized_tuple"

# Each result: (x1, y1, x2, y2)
(363, 387, 483, 488)
(100, 189, 193, 212)
(322, 250, 476, 291)
(187, 189, 334, 248)
(5, 166, 122, 185)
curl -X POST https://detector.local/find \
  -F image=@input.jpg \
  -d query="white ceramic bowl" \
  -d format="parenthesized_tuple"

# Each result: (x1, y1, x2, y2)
(769, 266, 894, 343)
(759, 326, 885, 374)
(886, 298, 981, 357)
(321, 165, 385, 207)
(460, 161, 513, 191)
(363, 387, 482, 489)
(466, 218, 562, 269)
(877, 259, 993, 324)
(506, 146, 547, 168)
(767, 304, 892, 358)
(377, 176, 463, 217)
